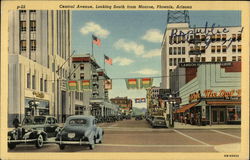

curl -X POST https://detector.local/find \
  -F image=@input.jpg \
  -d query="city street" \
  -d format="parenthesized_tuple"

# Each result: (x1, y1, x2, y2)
(8, 118, 241, 152)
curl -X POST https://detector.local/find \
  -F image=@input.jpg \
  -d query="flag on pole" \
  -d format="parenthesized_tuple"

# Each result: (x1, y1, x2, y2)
(140, 78, 153, 89)
(67, 80, 78, 91)
(81, 80, 91, 90)
(92, 35, 101, 47)
(125, 78, 139, 89)
(104, 55, 112, 65)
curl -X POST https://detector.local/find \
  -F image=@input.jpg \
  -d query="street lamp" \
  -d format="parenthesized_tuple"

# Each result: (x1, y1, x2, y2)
(168, 95, 176, 128)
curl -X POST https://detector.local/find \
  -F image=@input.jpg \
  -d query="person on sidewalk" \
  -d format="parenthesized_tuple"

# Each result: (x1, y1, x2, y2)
(12, 115, 20, 128)
(180, 115, 183, 124)
(191, 113, 194, 125)
(184, 114, 187, 125)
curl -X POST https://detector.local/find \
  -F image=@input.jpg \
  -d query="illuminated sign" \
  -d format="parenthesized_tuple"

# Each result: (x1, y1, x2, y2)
(204, 89, 241, 98)
(32, 91, 44, 98)
(189, 92, 201, 102)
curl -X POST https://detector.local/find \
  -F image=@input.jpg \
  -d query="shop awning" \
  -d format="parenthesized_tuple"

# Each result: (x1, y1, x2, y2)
(206, 101, 241, 106)
(175, 102, 199, 113)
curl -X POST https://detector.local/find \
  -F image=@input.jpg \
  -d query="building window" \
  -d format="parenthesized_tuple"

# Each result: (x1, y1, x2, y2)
(232, 45, 236, 52)
(27, 73, 30, 88)
(181, 35, 185, 43)
(173, 47, 177, 55)
(177, 36, 181, 44)
(173, 36, 177, 43)
(32, 75, 36, 89)
(237, 34, 242, 41)
(44, 79, 47, 92)
(238, 56, 241, 61)
(195, 57, 200, 62)
(169, 47, 172, 55)
(80, 73, 84, 80)
(20, 10, 26, 20)
(20, 21, 26, 31)
(190, 57, 194, 62)
(232, 56, 236, 61)
(182, 47, 185, 54)
(222, 34, 227, 41)
(216, 34, 221, 41)
(217, 57, 221, 62)
(238, 45, 241, 52)
(73, 64, 76, 68)
(178, 47, 181, 55)
(20, 40, 26, 51)
(169, 58, 172, 66)
(211, 35, 216, 42)
(178, 58, 181, 64)
(174, 58, 177, 66)
(201, 57, 206, 62)
(211, 46, 215, 53)
(217, 46, 221, 53)
(169, 36, 172, 44)
(80, 93, 83, 101)
(222, 57, 227, 61)
(201, 35, 206, 41)
(30, 10, 36, 20)
(222, 45, 227, 53)
(75, 92, 79, 100)
(232, 34, 236, 41)
(182, 58, 185, 62)
(169, 69, 172, 74)
(211, 57, 216, 62)
(73, 73, 76, 79)
(40, 78, 43, 91)
(30, 40, 36, 51)
(30, 20, 36, 31)
(201, 46, 205, 53)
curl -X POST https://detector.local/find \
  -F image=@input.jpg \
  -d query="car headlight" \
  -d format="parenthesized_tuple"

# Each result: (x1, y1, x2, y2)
(68, 133, 75, 138)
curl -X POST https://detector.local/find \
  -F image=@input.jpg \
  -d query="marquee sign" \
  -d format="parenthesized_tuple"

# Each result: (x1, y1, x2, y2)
(179, 62, 232, 68)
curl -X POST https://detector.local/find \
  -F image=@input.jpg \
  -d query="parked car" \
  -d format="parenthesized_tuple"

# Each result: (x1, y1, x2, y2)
(135, 115, 143, 120)
(8, 115, 59, 149)
(55, 115, 104, 150)
(151, 116, 167, 128)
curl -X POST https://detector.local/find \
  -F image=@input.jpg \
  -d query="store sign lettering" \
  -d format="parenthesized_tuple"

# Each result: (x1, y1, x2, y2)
(189, 92, 201, 102)
(204, 89, 241, 98)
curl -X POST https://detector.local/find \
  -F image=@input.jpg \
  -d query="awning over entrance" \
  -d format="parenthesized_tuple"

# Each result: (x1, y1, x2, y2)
(206, 101, 241, 106)
(175, 102, 199, 113)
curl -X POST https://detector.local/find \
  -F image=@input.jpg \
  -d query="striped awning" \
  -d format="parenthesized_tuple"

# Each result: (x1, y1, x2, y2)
(175, 102, 199, 113)
(206, 101, 241, 105)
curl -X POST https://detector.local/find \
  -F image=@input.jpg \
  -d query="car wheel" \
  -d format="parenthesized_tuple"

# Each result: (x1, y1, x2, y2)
(8, 143, 16, 150)
(89, 143, 95, 150)
(35, 134, 44, 148)
(59, 144, 65, 150)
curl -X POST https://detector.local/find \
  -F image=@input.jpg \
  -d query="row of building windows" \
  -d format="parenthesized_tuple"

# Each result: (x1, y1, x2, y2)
(211, 45, 241, 53)
(20, 20, 36, 32)
(211, 56, 241, 62)
(27, 73, 47, 92)
(169, 47, 185, 55)
(169, 33, 242, 44)
(20, 40, 36, 51)
(20, 10, 36, 20)
(73, 64, 85, 70)
(169, 58, 186, 66)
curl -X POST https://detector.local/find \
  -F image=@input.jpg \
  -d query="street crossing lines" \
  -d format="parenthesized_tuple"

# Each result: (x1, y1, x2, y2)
(211, 129, 241, 139)
(173, 129, 212, 146)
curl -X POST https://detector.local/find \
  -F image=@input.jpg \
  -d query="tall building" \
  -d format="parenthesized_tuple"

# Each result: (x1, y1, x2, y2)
(8, 10, 71, 126)
(161, 11, 242, 89)
(110, 97, 132, 115)
(71, 54, 118, 117)
(146, 87, 163, 116)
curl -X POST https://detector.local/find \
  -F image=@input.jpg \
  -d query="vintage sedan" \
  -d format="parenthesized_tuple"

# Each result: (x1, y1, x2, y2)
(55, 115, 104, 150)
(8, 115, 59, 149)
(151, 116, 167, 128)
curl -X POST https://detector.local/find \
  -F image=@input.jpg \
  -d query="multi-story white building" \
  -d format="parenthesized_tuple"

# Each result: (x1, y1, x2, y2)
(161, 11, 242, 89)
(8, 10, 71, 126)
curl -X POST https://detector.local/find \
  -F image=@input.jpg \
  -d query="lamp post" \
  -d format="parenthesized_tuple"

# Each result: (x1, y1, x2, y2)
(168, 95, 176, 128)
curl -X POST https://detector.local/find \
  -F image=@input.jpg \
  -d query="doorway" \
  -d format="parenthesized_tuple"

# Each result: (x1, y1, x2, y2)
(212, 108, 226, 124)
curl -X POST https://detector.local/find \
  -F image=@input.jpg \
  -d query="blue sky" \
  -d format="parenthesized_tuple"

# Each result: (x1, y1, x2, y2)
(72, 10, 241, 108)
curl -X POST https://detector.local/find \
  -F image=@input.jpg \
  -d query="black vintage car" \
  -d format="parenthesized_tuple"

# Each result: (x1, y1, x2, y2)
(8, 115, 59, 149)
(55, 115, 104, 150)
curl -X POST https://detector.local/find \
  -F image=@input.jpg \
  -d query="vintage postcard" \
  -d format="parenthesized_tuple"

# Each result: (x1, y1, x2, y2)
(1, 0, 249, 160)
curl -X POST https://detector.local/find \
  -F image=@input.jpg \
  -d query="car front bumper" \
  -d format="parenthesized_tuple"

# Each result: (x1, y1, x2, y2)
(55, 140, 90, 145)
(8, 138, 37, 143)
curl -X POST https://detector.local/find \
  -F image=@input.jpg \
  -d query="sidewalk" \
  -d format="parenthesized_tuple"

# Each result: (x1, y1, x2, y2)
(173, 122, 241, 129)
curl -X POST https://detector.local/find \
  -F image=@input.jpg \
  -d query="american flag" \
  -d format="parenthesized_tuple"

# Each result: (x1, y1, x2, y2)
(92, 35, 101, 47)
(104, 55, 112, 65)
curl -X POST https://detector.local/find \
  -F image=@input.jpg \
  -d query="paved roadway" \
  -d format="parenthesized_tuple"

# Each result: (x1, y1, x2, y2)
(8, 118, 241, 152)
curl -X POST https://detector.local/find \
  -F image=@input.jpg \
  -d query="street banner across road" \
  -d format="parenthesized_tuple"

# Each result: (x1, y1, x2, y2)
(126, 78, 139, 89)
(81, 80, 91, 90)
(67, 80, 79, 91)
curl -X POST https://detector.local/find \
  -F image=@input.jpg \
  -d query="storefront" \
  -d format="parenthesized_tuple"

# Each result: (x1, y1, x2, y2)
(174, 62, 241, 125)
(25, 97, 50, 116)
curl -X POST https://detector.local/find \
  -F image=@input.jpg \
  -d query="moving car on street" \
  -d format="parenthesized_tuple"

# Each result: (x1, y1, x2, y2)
(8, 115, 59, 149)
(151, 116, 167, 128)
(55, 115, 104, 150)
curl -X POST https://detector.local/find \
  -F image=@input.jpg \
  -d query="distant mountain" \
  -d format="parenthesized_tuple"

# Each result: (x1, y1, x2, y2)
(132, 107, 147, 116)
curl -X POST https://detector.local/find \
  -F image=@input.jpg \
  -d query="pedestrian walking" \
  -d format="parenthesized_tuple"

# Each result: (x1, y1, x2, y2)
(184, 114, 187, 125)
(180, 115, 183, 124)
(12, 115, 20, 128)
(191, 113, 194, 125)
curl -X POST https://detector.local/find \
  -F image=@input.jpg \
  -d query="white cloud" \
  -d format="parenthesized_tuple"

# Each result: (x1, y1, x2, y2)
(113, 57, 134, 66)
(80, 22, 110, 38)
(114, 39, 144, 56)
(132, 69, 160, 75)
(141, 29, 163, 43)
(142, 49, 161, 58)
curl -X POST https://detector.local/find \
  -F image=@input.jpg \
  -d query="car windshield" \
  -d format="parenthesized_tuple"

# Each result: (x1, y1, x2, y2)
(155, 117, 165, 120)
(69, 119, 87, 125)
(22, 116, 46, 125)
